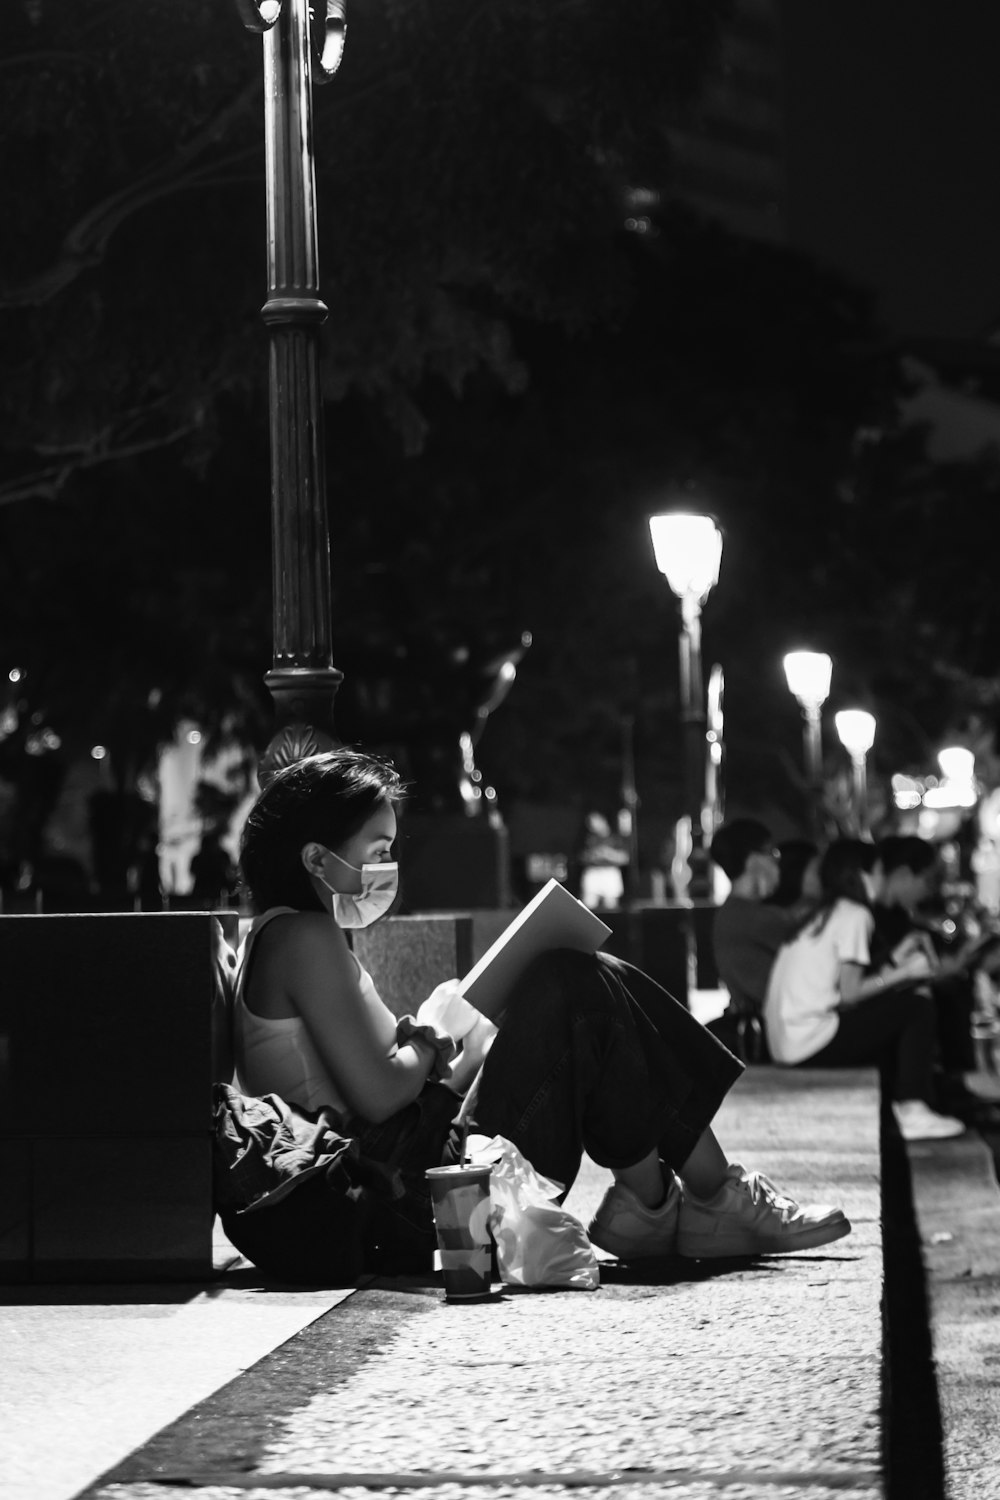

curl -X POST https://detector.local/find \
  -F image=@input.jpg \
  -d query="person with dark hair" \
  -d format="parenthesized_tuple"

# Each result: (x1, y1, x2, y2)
(709, 819, 794, 1058)
(227, 750, 850, 1278)
(766, 839, 821, 916)
(764, 838, 965, 1141)
(872, 834, 999, 1094)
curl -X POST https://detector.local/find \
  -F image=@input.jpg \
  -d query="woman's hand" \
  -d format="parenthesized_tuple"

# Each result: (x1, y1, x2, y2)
(442, 1012, 498, 1095)
(416, 980, 482, 1042)
(892, 949, 935, 984)
(891, 931, 937, 968)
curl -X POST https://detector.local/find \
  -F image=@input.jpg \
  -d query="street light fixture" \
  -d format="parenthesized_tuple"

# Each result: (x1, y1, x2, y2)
(783, 650, 832, 786)
(835, 708, 877, 837)
(648, 512, 723, 900)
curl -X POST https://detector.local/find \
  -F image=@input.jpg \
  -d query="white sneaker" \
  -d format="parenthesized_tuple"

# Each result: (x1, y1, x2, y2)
(676, 1164, 851, 1259)
(587, 1175, 681, 1259)
(892, 1100, 965, 1141)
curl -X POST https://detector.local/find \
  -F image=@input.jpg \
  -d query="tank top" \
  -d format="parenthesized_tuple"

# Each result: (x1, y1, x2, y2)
(233, 906, 382, 1117)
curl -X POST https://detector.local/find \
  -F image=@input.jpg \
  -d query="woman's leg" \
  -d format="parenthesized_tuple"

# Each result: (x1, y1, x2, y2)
(802, 989, 936, 1102)
(614, 1150, 671, 1207)
(475, 948, 850, 1259)
(473, 948, 743, 1198)
(673, 1126, 730, 1199)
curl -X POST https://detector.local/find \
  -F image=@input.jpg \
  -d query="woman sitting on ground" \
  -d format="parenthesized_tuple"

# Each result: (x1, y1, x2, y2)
(764, 837, 965, 1141)
(227, 748, 850, 1279)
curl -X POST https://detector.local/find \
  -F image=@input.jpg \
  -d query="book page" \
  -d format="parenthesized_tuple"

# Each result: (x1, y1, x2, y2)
(459, 879, 612, 1020)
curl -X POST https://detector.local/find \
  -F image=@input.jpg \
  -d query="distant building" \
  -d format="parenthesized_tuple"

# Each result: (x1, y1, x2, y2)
(664, 0, 786, 245)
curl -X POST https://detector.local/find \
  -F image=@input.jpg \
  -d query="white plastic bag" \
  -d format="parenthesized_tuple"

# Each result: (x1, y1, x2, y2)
(466, 1134, 599, 1290)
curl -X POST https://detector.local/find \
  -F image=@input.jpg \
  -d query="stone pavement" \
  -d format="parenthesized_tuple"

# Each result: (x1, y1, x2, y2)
(2, 1066, 888, 1500)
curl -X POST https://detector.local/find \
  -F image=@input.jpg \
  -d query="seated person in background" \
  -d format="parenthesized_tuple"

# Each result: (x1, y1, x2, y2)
(766, 839, 822, 919)
(764, 838, 965, 1141)
(710, 819, 796, 1059)
(872, 834, 996, 1098)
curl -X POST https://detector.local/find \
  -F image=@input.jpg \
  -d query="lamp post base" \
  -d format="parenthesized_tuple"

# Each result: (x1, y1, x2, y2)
(259, 666, 343, 784)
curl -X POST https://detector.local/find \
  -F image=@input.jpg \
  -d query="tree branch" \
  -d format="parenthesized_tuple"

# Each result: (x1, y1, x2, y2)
(0, 420, 201, 509)
(0, 80, 260, 309)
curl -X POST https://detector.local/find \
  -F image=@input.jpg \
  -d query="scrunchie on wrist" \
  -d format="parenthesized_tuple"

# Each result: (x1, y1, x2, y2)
(395, 1015, 457, 1081)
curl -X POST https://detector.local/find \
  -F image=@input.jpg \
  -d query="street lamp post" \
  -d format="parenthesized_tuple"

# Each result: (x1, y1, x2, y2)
(648, 512, 723, 901)
(705, 662, 725, 839)
(835, 709, 877, 837)
(783, 651, 832, 833)
(236, 0, 347, 783)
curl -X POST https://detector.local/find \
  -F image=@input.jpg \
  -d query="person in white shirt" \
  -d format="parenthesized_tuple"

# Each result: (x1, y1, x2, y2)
(765, 838, 965, 1141)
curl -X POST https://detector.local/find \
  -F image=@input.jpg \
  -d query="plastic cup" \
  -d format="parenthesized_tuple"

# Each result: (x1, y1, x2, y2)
(425, 1164, 493, 1301)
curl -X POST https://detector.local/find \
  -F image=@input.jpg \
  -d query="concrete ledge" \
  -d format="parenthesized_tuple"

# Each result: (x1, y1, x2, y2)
(351, 913, 475, 1018)
(352, 909, 523, 1018)
(0, 911, 237, 1284)
(905, 1130, 1000, 1498)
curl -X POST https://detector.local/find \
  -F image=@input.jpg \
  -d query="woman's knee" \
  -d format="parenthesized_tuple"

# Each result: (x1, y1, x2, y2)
(504, 948, 612, 1028)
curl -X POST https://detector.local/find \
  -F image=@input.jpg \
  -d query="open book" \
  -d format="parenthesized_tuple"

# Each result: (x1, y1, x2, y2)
(459, 878, 613, 1021)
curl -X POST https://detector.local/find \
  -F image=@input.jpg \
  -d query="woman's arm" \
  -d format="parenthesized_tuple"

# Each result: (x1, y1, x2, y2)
(272, 914, 439, 1122)
(838, 949, 934, 1008)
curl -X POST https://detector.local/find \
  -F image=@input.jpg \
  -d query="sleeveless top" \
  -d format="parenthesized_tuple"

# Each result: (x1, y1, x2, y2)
(233, 906, 382, 1118)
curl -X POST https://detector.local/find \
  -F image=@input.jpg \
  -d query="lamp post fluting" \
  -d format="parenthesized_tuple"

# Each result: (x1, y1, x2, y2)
(649, 512, 723, 902)
(835, 709, 877, 838)
(237, 0, 346, 783)
(783, 651, 832, 834)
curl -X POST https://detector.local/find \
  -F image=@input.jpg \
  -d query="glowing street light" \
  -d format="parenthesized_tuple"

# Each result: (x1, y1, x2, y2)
(783, 651, 832, 782)
(835, 708, 877, 836)
(649, 512, 723, 899)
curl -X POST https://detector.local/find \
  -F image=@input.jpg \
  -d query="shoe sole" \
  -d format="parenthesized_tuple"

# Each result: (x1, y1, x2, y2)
(676, 1214, 852, 1259)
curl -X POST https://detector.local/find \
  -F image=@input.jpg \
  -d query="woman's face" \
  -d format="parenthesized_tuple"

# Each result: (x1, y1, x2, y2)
(320, 801, 398, 893)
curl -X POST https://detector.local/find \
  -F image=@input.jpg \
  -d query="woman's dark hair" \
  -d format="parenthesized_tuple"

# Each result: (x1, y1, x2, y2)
(767, 839, 819, 908)
(239, 749, 407, 913)
(786, 838, 876, 942)
(875, 834, 938, 878)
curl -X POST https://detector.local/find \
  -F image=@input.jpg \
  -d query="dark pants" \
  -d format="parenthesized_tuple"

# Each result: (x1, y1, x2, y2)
(475, 949, 743, 1193)
(323, 948, 742, 1273)
(797, 989, 937, 1102)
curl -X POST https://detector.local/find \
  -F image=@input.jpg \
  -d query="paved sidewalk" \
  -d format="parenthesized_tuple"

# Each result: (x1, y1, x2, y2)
(0, 1269, 354, 1500)
(28, 1066, 884, 1500)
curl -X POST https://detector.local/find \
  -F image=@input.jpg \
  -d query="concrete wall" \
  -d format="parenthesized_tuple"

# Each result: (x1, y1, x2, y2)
(0, 911, 237, 1284)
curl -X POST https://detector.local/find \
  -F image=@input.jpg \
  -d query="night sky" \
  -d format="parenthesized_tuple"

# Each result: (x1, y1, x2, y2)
(779, 1, 1000, 341)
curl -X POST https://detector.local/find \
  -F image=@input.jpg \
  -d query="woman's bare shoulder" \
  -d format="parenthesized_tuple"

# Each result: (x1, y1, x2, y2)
(245, 910, 358, 1021)
(252, 909, 352, 976)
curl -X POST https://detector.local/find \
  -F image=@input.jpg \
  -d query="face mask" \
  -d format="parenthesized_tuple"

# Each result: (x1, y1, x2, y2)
(319, 850, 399, 928)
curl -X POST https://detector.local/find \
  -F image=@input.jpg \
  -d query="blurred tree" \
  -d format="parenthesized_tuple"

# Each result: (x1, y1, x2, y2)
(3, 0, 999, 877)
(0, 0, 725, 499)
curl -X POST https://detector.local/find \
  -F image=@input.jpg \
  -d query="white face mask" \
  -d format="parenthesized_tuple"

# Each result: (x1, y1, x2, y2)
(319, 850, 399, 928)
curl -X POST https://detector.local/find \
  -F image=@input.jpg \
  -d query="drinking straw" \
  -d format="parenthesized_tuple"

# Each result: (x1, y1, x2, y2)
(454, 1064, 484, 1165)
